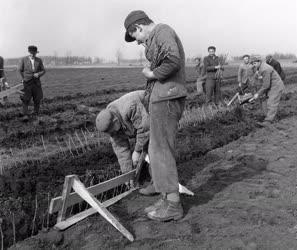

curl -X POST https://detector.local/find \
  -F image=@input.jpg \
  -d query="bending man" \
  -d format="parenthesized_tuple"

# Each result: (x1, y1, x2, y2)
(96, 90, 149, 173)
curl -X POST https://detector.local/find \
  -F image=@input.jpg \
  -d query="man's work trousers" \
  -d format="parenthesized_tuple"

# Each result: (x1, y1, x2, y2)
(205, 78, 221, 104)
(21, 79, 43, 115)
(148, 98, 185, 194)
(261, 85, 284, 122)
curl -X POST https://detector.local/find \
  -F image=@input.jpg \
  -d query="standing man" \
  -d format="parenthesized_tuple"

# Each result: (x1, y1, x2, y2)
(249, 56, 285, 126)
(266, 55, 286, 81)
(237, 54, 254, 92)
(203, 46, 222, 104)
(124, 10, 187, 221)
(18, 46, 46, 121)
(96, 90, 149, 174)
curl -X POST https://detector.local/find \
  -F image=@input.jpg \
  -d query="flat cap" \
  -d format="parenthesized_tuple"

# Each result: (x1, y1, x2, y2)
(96, 109, 114, 132)
(124, 10, 148, 42)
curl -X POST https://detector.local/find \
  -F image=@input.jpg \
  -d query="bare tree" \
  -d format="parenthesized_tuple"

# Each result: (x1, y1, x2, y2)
(115, 49, 122, 65)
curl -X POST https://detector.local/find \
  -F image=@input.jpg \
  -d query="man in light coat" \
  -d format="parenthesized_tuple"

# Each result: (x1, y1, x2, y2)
(96, 90, 150, 174)
(250, 56, 285, 126)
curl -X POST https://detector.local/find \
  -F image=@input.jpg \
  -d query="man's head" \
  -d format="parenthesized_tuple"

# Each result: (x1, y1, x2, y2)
(250, 55, 262, 69)
(266, 55, 273, 63)
(124, 10, 154, 44)
(28, 45, 38, 58)
(242, 54, 250, 64)
(208, 46, 216, 56)
(96, 109, 121, 136)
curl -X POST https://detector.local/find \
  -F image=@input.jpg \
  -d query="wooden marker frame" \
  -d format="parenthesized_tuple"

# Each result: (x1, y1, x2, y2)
(50, 170, 136, 242)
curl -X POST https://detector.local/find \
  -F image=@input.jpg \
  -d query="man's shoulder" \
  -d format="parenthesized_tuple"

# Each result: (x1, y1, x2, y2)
(261, 62, 273, 72)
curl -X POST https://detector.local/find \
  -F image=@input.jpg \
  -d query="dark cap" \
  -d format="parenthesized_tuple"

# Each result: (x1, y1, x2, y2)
(124, 10, 148, 42)
(28, 45, 38, 53)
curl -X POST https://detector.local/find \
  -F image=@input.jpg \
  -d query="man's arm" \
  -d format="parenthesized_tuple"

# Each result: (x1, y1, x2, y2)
(256, 69, 272, 97)
(18, 58, 24, 80)
(110, 135, 132, 173)
(129, 103, 150, 152)
(238, 65, 243, 83)
(151, 28, 181, 81)
(37, 59, 46, 77)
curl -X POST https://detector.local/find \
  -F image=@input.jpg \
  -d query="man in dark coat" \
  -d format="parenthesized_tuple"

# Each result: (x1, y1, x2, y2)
(266, 55, 286, 81)
(18, 46, 46, 121)
(124, 10, 187, 221)
(203, 46, 222, 104)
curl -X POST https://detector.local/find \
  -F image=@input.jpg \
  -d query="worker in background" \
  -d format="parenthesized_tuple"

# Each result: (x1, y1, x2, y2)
(203, 46, 222, 104)
(249, 56, 285, 126)
(237, 54, 255, 93)
(18, 45, 46, 122)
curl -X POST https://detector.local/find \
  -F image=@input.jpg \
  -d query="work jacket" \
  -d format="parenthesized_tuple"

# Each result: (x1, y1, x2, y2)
(107, 90, 150, 172)
(145, 24, 187, 104)
(204, 55, 219, 79)
(255, 62, 285, 97)
(18, 56, 46, 83)
(238, 63, 254, 84)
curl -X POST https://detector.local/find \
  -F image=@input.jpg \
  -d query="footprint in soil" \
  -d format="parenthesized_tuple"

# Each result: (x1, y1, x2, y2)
(182, 155, 267, 213)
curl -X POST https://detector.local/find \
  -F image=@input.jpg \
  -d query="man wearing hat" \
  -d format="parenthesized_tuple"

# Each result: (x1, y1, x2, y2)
(96, 90, 149, 174)
(18, 45, 46, 121)
(124, 10, 187, 221)
(266, 55, 286, 81)
(249, 56, 285, 126)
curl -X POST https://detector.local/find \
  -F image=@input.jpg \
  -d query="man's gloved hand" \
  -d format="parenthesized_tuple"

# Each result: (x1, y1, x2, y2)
(132, 151, 141, 166)
(33, 73, 39, 78)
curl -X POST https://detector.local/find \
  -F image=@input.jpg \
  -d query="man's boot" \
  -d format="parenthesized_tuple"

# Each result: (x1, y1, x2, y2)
(139, 182, 158, 196)
(147, 200, 183, 222)
(144, 195, 167, 214)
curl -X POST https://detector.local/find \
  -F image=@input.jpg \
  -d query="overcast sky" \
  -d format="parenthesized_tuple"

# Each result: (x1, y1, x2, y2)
(1, 0, 296, 60)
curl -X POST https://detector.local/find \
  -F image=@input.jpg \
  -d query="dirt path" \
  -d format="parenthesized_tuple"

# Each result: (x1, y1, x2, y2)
(10, 114, 297, 250)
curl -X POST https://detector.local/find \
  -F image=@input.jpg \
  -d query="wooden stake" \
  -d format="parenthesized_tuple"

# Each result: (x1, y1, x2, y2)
(57, 175, 75, 223)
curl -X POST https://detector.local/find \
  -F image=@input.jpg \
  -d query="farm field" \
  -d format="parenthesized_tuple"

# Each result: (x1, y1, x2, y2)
(2, 65, 297, 249)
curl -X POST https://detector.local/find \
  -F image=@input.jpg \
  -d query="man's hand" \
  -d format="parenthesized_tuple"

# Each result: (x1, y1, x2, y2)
(249, 93, 259, 102)
(132, 151, 141, 166)
(239, 82, 242, 88)
(142, 67, 155, 80)
(33, 73, 39, 78)
(215, 65, 221, 69)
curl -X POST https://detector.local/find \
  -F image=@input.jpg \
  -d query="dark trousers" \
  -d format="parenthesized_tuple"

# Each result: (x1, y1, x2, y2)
(21, 79, 43, 115)
(205, 78, 221, 104)
(148, 98, 185, 193)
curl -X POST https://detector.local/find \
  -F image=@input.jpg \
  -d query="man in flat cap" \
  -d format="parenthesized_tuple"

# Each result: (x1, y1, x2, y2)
(96, 90, 149, 174)
(124, 10, 187, 221)
(237, 54, 255, 92)
(203, 46, 222, 104)
(18, 46, 46, 122)
(266, 55, 286, 81)
(249, 56, 285, 126)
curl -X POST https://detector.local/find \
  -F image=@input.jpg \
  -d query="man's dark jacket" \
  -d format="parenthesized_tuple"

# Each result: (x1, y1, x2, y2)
(203, 55, 219, 79)
(266, 58, 286, 81)
(18, 56, 46, 83)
